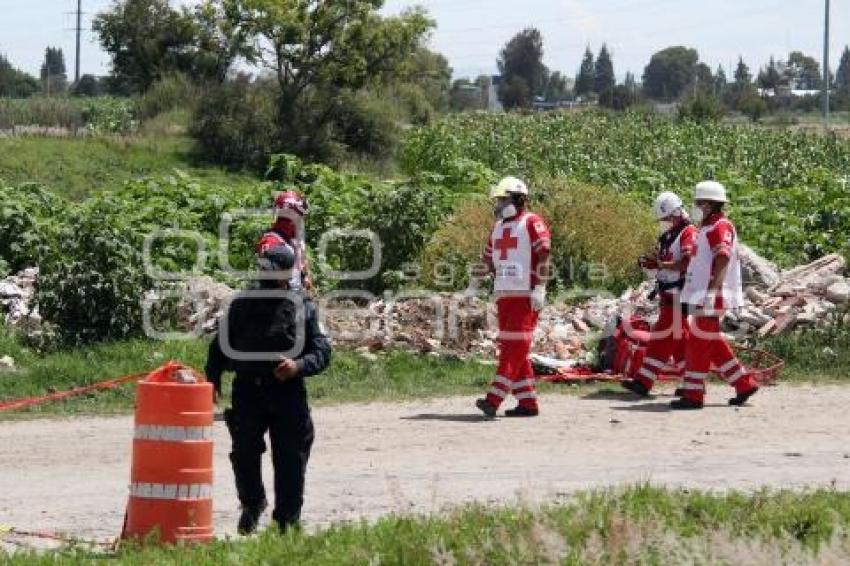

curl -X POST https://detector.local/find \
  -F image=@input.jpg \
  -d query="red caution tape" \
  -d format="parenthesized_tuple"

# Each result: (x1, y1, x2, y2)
(0, 372, 146, 412)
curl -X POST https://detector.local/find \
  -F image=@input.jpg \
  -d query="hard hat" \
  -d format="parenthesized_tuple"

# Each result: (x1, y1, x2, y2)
(274, 190, 308, 217)
(694, 181, 728, 203)
(652, 192, 684, 220)
(489, 176, 528, 199)
(257, 244, 296, 272)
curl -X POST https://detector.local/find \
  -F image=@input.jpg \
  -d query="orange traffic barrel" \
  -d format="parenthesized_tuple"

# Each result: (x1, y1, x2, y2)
(121, 361, 215, 545)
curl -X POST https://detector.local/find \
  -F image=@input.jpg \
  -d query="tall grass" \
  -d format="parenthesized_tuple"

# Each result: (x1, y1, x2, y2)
(5, 486, 850, 564)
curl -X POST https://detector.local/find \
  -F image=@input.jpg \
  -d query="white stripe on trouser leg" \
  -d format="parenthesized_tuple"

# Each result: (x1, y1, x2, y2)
(494, 375, 512, 388)
(685, 371, 708, 380)
(512, 379, 535, 390)
(488, 387, 507, 399)
(681, 382, 705, 391)
(725, 367, 746, 383)
(675, 360, 686, 369)
(643, 357, 666, 369)
(717, 359, 738, 374)
(514, 391, 537, 401)
(638, 367, 657, 381)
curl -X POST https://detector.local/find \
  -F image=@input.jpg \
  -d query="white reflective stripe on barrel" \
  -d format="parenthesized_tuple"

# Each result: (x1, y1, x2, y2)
(134, 425, 213, 442)
(130, 482, 213, 500)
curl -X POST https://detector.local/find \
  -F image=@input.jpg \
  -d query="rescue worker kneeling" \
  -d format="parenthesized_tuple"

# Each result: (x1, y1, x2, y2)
(622, 192, 696, 397)
(205, 244, 332, 534)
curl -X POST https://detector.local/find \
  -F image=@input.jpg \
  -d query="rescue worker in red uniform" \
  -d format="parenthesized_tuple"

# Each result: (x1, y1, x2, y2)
(674, 181, 760, 410)
(622, 192, 696, 397)
(257, 191, 313, 292)
(471, 177, 552, 418)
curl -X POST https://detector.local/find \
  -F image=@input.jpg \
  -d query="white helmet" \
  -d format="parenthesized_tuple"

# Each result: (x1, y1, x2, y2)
(489, 176, 529, 199)
(652, 192, 684, 220)
(694, 180, 728, 203)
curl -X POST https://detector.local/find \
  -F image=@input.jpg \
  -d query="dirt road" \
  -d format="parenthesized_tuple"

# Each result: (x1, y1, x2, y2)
(1, 384, 848, 546)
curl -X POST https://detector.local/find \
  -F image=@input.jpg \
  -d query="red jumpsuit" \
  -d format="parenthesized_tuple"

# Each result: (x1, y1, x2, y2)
(680, 213, 758, 404)
(482, 211, 550, 412)
(633, 220, 696, 391)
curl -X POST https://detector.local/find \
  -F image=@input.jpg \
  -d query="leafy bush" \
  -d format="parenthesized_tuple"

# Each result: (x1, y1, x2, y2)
(0, 183, 57, 272)
(0, 97, 83, 129)
(418, 178, 656, 293)
(138, 73, 198, 120)
(190, 78, 279, 171)
(81, 97, 138, 134)
(678, 92, 723, 123)
(330, 89, 402, 162)
(36, 204, 151, 346)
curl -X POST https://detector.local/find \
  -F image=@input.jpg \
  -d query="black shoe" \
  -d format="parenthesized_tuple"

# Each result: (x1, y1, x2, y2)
(505, 405, 539, 417)
(674, 388, 685, 398)
(237, 500, 267, 535)
(621, 379, 650, 398)
(475, 398, 497, 417)
(729, 387, 759, 407)
(670, 398, 703, 410)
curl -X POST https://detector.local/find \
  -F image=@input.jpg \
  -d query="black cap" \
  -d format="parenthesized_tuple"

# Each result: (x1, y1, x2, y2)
(258, 244, 296, 272)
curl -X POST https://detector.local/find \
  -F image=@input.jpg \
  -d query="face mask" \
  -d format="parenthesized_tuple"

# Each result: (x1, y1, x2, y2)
(659, 220, 674, 232)
(493, 202, 518, 219)
(691, 206, 705, 225)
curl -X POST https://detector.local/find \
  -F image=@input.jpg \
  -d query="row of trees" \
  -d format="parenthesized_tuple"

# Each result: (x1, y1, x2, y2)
(476, 26, 850, 114)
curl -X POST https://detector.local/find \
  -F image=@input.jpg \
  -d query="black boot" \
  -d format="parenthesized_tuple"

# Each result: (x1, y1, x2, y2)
(729, 387, 759, 407)
(621, 379, 650, 397)
(505, 405, 539, 417)
(475, 398, 497, 417)
(237, 500, 268, 535)
(670, 398, 703, 410)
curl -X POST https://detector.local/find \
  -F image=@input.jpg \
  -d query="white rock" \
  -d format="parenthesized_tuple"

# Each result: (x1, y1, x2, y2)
(825, 280, 850, 304)
(0, 355, 14, 370)
(738, 244, 781, 287)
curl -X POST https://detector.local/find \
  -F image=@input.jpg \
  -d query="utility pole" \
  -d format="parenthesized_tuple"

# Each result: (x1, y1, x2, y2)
(75, 0, 82, 84)
(823, 0, 830, 128)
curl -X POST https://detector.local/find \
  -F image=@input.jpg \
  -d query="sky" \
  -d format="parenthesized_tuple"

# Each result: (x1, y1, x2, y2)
(1, 0, 848, 82)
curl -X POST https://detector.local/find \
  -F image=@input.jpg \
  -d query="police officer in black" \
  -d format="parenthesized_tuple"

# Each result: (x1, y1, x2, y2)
(205, 244, 332, 535)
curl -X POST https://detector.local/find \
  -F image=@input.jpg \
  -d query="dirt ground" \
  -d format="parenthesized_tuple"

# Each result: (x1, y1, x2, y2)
(1, 383, 849, 549)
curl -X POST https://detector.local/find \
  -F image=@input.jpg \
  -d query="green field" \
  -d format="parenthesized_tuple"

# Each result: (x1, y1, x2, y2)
(0, 134, 258, 200)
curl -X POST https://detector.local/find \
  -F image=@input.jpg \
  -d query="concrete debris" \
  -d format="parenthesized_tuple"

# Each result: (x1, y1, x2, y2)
(1, 248, 847, 360)
(0, 355, 15, 370)
(739, 244, 781, 288)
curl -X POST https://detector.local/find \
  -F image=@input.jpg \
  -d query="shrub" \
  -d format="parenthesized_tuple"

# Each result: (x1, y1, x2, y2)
(677, 92, 723, 123)
(0, 183, 57, 272)
(329, 89, 402, 162)
(190, 78, 279, 171)
(418, 178, 656, 293)
(36, 203, 151, 346)
(138, 73, 198, 121)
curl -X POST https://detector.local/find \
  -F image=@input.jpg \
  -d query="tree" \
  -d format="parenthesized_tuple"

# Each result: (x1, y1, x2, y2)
(642, 46, 699, 101)
(93, 0, 201, 93)
(397, 47, 452, 114)
(72, 74, 101, 97)
(40, 47, 68, 95)
(834, 46, 850, 94)
(624, 71, 637, 93)
(757, 56, 783, 90)
(195, 0, 433, 162)
(785, 51, 822, 90)
(693, 62, 713, 94)
(575, 47, 595, 97)
(594, 44, 615, 105)
(543, 71, 569, 102)
(0, 54, 39, 97)
(497, 27, 548, 109)
(190, 1, 256, 83)
(734, 57, 752, 86)
(714, 65, 727, 96)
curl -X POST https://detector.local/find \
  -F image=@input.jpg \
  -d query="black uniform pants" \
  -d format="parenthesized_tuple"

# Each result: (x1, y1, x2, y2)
(227, 375, 315, 527)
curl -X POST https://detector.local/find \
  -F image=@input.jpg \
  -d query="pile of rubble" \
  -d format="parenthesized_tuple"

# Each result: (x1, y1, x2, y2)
(0, 267, 41, 333)
(1, 248, 847, 362)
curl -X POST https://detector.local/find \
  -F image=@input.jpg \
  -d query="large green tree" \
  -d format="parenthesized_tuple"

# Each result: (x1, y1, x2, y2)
(574, 47, 595, 97)
(205, 0, 433, 159)
(757, 56, 783, 90)
(93, 0, 203, 93)
(0, 55, 39, 97)
(785, 51, 822, 90)
(40, 47, 68, 95)
(593, 43, 617, 97)
(497, 27, 548, 109)
(642, 46, 699, 101)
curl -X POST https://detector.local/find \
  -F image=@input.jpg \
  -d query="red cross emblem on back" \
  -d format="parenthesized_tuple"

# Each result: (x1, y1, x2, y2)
(494, 227, 519, 260)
